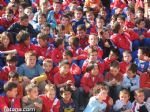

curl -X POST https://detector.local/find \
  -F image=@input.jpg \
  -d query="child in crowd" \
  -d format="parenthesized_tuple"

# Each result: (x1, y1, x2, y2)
(0, 82, 21, 112)
(132, 89, 149, 112)
(113, 89, 132, 112)
(60, 85, 77, 112)
(105, 60, 123, 101)
(22, 83, 43, 112)
(40, 84, 60, 112)
(84, 83, 108, 112)
(96, 16, 105, 34)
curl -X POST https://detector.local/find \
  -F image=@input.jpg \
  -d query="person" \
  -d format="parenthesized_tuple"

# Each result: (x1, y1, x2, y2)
(0, 82, 21, 112)
(39, 84, 60, 112)
(105, 60, 123, 101)
(96, 16, 105, 35)
(22, 83, 43, 112)
(132, 89, 148, 112)
(113, 89, 132, 112)
(83, 83, 108, 112)
(60, 85, 78, 112)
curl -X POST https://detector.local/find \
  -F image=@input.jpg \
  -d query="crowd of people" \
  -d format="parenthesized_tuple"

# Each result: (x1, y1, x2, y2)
(0, 0, 150, 112)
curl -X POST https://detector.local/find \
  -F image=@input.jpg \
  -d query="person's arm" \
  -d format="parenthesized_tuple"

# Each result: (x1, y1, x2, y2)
(80, 75, 91, 93)
(1, 49, 17, 54)
(122, 76, 131, 89)
(130, 76, 140, 91)
(47, 11, 57, 29)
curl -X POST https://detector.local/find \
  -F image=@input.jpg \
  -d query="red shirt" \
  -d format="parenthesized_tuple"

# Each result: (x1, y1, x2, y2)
(119, 61, 130, 74)
(2, 44, 15, 51)
(81, 72, 103, 93)
(104, 57, 116, 71)
(111, 33, 132, 51)
(46, 70, 55, 84)
(140, 73, 150, 88)
(105, 72, 123, 83)
(54, 72, 75, 85)
(40, 95, 60, 112)
(0, 96, 21, 112)
(51, 48, 64, 64)
(125, 30, 139, 41)
(110, 1, 127, 10)
(125, 21, 135, 29)
(77, 35, 89, 49)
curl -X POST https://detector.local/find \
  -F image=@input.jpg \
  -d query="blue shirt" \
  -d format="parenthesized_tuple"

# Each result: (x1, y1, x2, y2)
(84, 96, 106, 112)
(17, 63, 44, 79)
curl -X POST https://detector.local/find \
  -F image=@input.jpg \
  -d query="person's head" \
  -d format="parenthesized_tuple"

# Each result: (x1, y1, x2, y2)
(0, 31, 13, 48)
(61, 14, 70, 26)
(86, 9, 95, 21)
(122, 50, 132, 63)
(88, 34, 98, 46)
(117, 15, 125, 26)
(137, 47, 148, 60)
(5, 9, 14, 21)
(126, 7, 135, 20)
(136, 7, 144, 18)
(135, 18, 145, 29)
(76, 24, 86, 37)
(37, 13, 46, 25)
(18, 2, 29, 15)
(25, 51, 37, 68)
(43, 59, 53, 72)
(53, 0, 61, 13)
(25, 83, 39, 100)
(60, 85, 73, 102)
(68, 36, 79, 49)
(55, 25, 66, 37)
(119, 89, 130, 104)
(88, 47, 98, 61)
(74, 6, 83, 20)
(112, 22, 123, 34)
(86, 62, 100, 76)
(6, 54, 17, 67)
(16, 30, 30, 45)
(63, 50, 73, 63)
(93, 84, 108, 101)
(134, 89, 145, 104)
(109, 48, 119, 60)
(37, 33, 48, 47)
(99, 27, 110, 39)
(41, 23, 51, 35)
(69, 1, 77, 12)
(4, 81, 18, 98)
(8, 71, 19, 83)
(19, 14, 29, 26)
(39, 0, 49, 12)
(99, 7, 107, 19)
(96, 16, 105, 29)
(6, 2, 18, 14)
(24, 7, 33, 20)
(110, 60, 120, 76)
(59, 60, 70, 75)
(55, 38, 64, 49)
(126, 63, 137, 78)
(45, 84, 56, 100)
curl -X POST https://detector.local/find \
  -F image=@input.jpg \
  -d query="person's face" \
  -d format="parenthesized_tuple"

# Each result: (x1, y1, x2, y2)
(98, 90, 108, 101)
(62, 91, 72, 102)
(2, 36, 10, 47)
(100, 11, 107, 18)
(102, 31, 109, 39)
(120, 93, 129, 104)
(123, 53, 132, 63)
(135, 92, 145, 104)
(24, 37, 30, 46)
(136, 10, 144, 18)
(69, 4, 77, 12)
(41, 26, 50, 35)
(20, 18, 29, 26)
(28, 87, 39, 100)
(88, 35, 98, 46)
(46, 89, 56, 100)
(86, 13, 94, 21)
(110, 67, 119, 76)
(38, 16, 46, 24)
(89, 52, 98, 61)
(127, 11, 135, 20)
(9, 78, 19, 84)
(138, 21, 145, 29)
(7, 88, 18, 98)
(74, 11, 83, 20)
(37, 38, 47, 47)
(61, 17, 69, 26)
(7, 61, 16, 67)
(41, 3, 48, 12)
(63, 55, 72, 64)
(117, 18, 125, 26)
(26, 56, 36, 68)
(53, 3, 61, 13)
(127, 70, 135, 78)
(109, 51, 117, 60)
(77, 29, 86, 37)
(60, 64, 70, 75)
(137, 49, 144, 60)
(43, 62, 53, 72)
(18, 6, 24, 14)
(96, 19, 104, 28)
(24, 9, 33, 18)
(91, 65, 99, 76)
(5, 13, 13, 21)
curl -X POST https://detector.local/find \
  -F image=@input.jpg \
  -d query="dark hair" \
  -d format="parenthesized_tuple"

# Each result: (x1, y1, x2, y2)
(117, 14, 125, 21)
(88, 46, 98, 55)
(134, 88, 144, 96)
(77, 24, 86, 31)
(19, 13, 28, 21)
(110, 48, 119, 57)
(59, 59, 70, 67)
(1, 31, 13, 44)
(112, 22, 121, 33)
(25, 83, 38, 92)
(86, 62, 99, 72)
(60, 85, 73, 95)
(63, 50, 73, 58)
(96, 15, 105, 22)
(75, 6, 83, 12)
(100, 27, 108, 35)
(92, 83, 108, 95)
(69, 37, 79, 48)
(5, 8, 14, 14)
(37, 33, 48, 40)
(16, 30, 30, 43)
(8, 71, 19, 79)
(127, 63, 137, 73)
(41, 23, 51, 29)
(138, 47, 148, 55)
(55, 24, 65, 34)
(53, 0, 62, 4)
(127, 7, 135, 14)
(38, 12, 47, 19)
(55, 38, 64, 48)
(4, 82, 17, 92)
(19, 2, 29, 9)
(110, 60, 119, 68)
(137, 7, 144, 13)
(135, 18, 145, 25)
(6, 54, 17, 62)
(61, 14, 70, 20)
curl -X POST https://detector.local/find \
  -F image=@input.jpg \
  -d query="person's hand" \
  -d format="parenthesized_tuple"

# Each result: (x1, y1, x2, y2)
(23, 76, 31, 83)
(108, 97, 113, 106)
(104, 41, 110, 48)
(139, 35, 144, 40)
(66, 80, 73, 85)
(31, 77, 37, 84)
(110, 79, 117, 85)
(34, 102, 42, 108)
